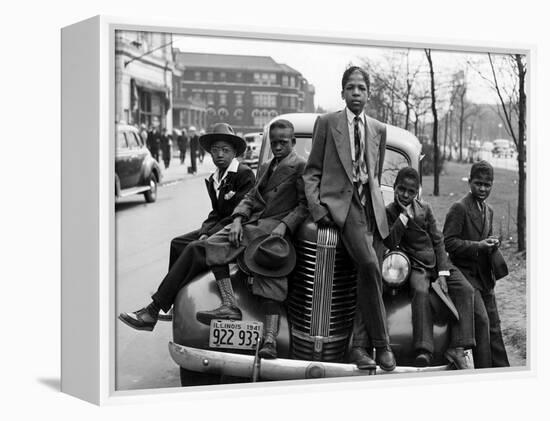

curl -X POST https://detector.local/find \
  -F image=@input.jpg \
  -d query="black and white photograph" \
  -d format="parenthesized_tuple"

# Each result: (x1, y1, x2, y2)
(113, 29, 527, 391)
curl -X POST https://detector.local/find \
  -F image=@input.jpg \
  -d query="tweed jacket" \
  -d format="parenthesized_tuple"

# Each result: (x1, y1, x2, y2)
(302, 109, 389, 238)
(384, 199, 451, 272)
(199, 162, 255, 237)
(443, 192, 494, 290)
(204, 149, 309, 266)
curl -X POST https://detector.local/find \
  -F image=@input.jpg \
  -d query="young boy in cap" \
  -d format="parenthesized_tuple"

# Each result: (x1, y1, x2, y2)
(384, 167, 475, 369)
(443, 161, 510, 368)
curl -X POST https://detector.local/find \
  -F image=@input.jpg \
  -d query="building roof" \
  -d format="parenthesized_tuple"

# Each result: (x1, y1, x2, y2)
(174, 50, 301, 74)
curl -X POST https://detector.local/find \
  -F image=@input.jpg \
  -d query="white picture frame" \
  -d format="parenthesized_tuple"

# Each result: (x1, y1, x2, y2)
(61, 15, 534, 405)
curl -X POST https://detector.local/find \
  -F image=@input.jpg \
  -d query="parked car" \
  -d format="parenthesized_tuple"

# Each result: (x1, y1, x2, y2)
(169, 113, 451, 386)
(492, 139, 514, 158)
(239, 132, 262, 169)
(115, 124, 162, 203)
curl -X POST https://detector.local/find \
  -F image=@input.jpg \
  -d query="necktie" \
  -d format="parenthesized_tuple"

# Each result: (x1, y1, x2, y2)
(354, 116, 367, 206)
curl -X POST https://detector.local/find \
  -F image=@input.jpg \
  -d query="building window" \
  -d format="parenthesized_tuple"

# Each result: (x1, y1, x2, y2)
(206, 92, 215, 105)
(180, 85, 186, 98)
(219, 72, 226, 82)
(218, 108, 229, 120)
(270, 73, 276, 85)
(234, 109, 244, 120)
(253, 73, 260, 84)
(253, 93, 277, 108)
(194, 71, 201, 81)
(282, 75, 288, 87)
(207, 107, 217, 118)
(290, 76, 295, 88)
(235, 93, 243, 107)
(290, 97, 296, 109)
(235, 72, 243, 82)
(207, 71, 214, 82)
(281, 96, 289, 108)
(269, 110, 278, 118)
(252, 109, 271, 127)
(219, 93, 227, 106)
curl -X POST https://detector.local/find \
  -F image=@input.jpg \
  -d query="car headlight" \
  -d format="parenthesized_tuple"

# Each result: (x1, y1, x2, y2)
(382, 251, 411, 289)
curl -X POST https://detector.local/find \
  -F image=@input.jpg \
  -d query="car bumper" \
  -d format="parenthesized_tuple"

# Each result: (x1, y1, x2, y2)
(169, 342, 450, 381)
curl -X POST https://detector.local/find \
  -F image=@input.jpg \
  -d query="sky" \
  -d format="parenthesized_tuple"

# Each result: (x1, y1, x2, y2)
(173, 34, 512, 112)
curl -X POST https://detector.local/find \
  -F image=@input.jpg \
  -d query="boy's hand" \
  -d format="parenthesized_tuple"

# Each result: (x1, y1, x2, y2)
(479, 239, 497, 253)
(396, 195, 413, 218)
(437, 276, 449, 294)
(229, 218, 243, 247)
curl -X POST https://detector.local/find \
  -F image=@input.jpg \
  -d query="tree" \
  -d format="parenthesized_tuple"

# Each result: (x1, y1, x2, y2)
(487, 53, 526, 252)
(425, 49, 440, 196)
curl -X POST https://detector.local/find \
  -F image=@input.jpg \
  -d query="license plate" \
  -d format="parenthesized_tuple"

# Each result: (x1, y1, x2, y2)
(208, 320, 263, 350)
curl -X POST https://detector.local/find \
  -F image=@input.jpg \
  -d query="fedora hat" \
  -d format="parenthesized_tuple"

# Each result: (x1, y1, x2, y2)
(199, 123, 246, 157)
(243, 235, 296, 277)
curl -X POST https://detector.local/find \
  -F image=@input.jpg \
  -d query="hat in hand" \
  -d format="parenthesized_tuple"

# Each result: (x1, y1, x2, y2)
(243, 235, 296, 277)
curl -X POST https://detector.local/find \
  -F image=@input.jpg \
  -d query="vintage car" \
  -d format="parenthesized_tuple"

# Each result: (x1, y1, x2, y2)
(169, 113, 452, 386)
(115, 123, 162, 203)
(239, 131, 263, 169)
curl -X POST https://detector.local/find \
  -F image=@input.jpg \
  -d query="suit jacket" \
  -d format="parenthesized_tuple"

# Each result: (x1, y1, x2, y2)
(205, 150, 309, 266)
(443, 192, 494, 290)
(303, 109, 389, 238)
(199, 162, 255, 237)
(384, 199, 450, 272)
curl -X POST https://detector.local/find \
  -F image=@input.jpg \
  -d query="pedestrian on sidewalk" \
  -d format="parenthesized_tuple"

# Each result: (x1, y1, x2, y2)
(160, 127, 172, 169)
(177, 128, 188, 165)
(198, 128, 206, 163)
(188, 126, 199, 174)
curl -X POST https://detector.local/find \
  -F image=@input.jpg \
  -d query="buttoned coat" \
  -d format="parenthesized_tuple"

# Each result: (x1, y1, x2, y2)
(384, 199, 451, 272)
(443, 192, 494, 290)
(204, 150, 309, 266)
(303, 110, 389, 238)
(199, 163, 256, 237)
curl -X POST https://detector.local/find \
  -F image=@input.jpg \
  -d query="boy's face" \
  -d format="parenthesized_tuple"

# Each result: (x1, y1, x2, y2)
(210, 140, 236, 170)
(341, 71, 368, 115)
(469, 172, 493, 201)
(270, 127, 294, 160)
(394, 177, 419, 207)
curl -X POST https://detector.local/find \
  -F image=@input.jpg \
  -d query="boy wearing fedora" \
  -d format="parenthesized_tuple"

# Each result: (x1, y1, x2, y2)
(167, 123, 255, 269)
(119, 119, 308, 359)
(384, 167, 475, 369)
(443, 161, 510, 368)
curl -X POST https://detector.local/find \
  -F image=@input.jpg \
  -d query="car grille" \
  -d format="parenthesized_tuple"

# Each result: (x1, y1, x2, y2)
(288, 227, 357, 362)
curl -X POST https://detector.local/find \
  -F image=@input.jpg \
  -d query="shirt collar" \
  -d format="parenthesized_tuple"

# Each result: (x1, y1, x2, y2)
(212, 158, 239, 183)
(345, 107, 366, 125)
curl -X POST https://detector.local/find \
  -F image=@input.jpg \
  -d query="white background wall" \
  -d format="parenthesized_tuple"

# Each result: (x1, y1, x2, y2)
(2, 0, 547, 419)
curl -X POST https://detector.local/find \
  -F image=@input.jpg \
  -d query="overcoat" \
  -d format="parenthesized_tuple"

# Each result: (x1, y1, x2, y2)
(204, 149, 309, 267)
(302, 109, 389, 238)
(443, 192, 494, 290)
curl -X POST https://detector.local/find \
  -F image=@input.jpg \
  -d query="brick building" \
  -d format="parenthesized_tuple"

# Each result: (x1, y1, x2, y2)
(115, 31, 178, 131)
(172, 51, 316, 134)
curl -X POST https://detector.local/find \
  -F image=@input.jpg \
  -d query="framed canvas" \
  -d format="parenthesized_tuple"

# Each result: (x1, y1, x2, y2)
(61, 15, 533, 405)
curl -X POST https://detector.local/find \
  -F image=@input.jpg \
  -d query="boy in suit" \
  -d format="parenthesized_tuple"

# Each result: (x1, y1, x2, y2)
(303, 66, 395, 371)
(119, 120, 308, 359)
(384, 167, 475, 368)
(443, 161, 510, 368)
(168, 123, 255, 269)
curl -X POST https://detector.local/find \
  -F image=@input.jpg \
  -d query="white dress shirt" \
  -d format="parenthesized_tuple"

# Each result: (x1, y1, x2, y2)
(211, 158, 240, 197)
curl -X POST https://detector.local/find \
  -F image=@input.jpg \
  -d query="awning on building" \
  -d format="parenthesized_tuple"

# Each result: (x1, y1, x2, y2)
(131, 78, 171, 108)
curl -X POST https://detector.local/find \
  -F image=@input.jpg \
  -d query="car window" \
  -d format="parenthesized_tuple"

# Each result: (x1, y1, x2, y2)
(116, 131, 127, 149)
(126, 131, 140, 149)
(380, 149, 410, 187)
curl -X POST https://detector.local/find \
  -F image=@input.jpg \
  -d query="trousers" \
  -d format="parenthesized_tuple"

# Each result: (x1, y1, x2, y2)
(472, 287, 510, 368)
(341, 191, 389, 348)
(168, 229, 202, 269)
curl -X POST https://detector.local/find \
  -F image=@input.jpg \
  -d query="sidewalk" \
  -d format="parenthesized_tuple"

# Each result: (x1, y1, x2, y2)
(158, 153, 216, 186)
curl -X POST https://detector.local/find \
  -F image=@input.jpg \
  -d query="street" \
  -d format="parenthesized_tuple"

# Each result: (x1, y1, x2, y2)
(115, 162, 215, 391)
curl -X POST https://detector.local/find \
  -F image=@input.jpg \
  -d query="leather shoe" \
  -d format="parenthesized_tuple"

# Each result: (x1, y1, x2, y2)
(414, 351, 433, 367)
(196, 304, 242, 325)
(157, 308, 173, 322)
(376, 346, 396, 371)
(119, 306, 158, 331)
(348, 347, 376, 370)
(445, 347, 474, 370)
(258, 339, 277, 359)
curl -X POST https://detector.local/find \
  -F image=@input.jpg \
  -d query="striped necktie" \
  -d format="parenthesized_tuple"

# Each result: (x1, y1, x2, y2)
(354, 116, 367, 206)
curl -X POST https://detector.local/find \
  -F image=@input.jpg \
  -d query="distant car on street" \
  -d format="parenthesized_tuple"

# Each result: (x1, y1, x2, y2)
(115, 123, 162, 203)
(239, 132, 262, 169)
(492, 139, 514, 158)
